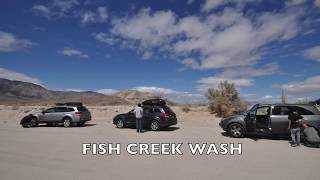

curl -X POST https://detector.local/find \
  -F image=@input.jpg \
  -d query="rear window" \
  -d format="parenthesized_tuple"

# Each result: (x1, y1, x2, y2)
(153, 108, 163, 113)
(77, 106, 88, 112)
(291, 106, 314, 115)
(163, 106, 174, 114)
(55, 107, 74, 112)
(272, 106, 290, 115)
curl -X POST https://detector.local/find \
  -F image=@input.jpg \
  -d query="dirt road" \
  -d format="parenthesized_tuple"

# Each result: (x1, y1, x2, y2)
(0, 106, 319, 180)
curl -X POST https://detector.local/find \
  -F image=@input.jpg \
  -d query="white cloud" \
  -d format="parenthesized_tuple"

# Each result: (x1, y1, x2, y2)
(107, 6, 301, 70)
(201, 0, 225, 12)
(187, 0, 195, 5)
(0, 68, 43, 85)
(133, 86, 207, 104)
(32, 0, 79, 18)
(81, 6, 108, 24)
(96, 89, 119, 95)
(241, 93, 283, 104)
(0, 31, 35, 53)
(285, 0, 308, 7)
(58, 48, 89, 58)
(81, 11, 96, 23)
(197, 76, 254, 93)
(142, 51, 153, 60)
(196, 63, 279, 93)
(32, 5, 52, 18)
(216, 63, 279, 78)
(277, 75, 320, 95)
(94, 32, 117, 45)
(304, 46, 320, 62)
(201, 0, 256, 12)
(316, 0, 320, 7)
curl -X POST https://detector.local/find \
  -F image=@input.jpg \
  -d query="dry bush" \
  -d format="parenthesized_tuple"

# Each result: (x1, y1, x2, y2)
(181, 105, 191, 113)
(207, 81, 248, 117)
(11, 106, 19, 110)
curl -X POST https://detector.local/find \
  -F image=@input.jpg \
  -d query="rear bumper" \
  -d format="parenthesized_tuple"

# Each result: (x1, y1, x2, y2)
(159, 119, 177, 127)
(75, 115, 91, 122)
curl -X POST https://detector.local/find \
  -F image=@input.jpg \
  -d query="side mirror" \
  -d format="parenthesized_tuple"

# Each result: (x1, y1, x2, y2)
(42, 110, 47, 114)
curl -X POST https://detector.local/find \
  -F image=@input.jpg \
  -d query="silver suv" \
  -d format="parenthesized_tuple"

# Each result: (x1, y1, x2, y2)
(21, 103, 91, 128)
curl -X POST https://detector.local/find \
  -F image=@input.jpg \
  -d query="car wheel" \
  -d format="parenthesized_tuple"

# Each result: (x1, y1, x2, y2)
(25, 117, 38, 128)
(116, 119, 124, 128)
(63, 118, 72, 128)
(228, 123, 245, 138)
(150, 120, 160, 131)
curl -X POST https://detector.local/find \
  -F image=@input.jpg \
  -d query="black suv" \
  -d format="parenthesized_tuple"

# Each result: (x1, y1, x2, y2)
(113, 99, 177, 131)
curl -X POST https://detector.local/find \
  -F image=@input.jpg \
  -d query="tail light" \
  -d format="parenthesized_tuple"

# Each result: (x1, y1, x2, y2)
(74, 111, 81, 116)
(162, 113, 170, 118)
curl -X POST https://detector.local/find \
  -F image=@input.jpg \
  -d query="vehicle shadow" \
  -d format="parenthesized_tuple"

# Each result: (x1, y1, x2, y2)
(221, 132, 289, 142)
(125, 126, 180, 132)
(221, 132, 318, 148)
(37, 123, 97, 128)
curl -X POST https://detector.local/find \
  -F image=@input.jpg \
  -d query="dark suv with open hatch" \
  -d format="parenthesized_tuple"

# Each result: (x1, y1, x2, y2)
(113, 99, 177, 131)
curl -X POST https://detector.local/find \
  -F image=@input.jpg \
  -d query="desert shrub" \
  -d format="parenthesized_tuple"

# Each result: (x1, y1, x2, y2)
(11, 106, 19, 110)
(181, 105, 191, 113)
(207, 81, 247, 117)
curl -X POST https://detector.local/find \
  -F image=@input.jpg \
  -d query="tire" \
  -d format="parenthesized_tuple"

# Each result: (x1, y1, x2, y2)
(63, 117, 72, 128)
(116, 119, 124, 128)
(24, 117, 38, 128)
(228, 123, 245, 138)
(150, 120, 160, 131)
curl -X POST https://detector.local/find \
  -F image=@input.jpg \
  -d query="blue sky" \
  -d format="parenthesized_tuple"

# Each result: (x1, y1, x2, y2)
(0, 0, 320, 103)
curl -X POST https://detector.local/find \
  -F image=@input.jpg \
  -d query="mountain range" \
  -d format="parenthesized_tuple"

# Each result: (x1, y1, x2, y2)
(0, 78, 161, 106)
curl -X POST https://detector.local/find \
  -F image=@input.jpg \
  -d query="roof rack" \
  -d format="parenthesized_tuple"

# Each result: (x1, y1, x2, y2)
(55, 102, 83, 107)
(142, 99, 166, 106)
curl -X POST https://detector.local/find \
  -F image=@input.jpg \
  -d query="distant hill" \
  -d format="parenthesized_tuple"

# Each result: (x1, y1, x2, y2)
(0, 78, 189, 106)
(0, 78, 129, 106)
(115, 90, 160, 104)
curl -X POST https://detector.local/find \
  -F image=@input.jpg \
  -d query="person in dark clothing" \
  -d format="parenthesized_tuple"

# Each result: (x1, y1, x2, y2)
(288, 111, 303, 147)
(133, 103, 143, 133)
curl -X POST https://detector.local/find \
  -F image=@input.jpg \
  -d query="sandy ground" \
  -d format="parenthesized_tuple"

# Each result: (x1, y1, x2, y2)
(0, 105, 319, 180)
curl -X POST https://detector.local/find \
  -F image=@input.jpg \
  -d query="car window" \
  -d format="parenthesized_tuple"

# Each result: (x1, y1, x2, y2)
(55, 107, 69, 112)
(256, 106, 270, 116)
(68, 108, 75, 112)
(77, 106, 88, 112)
(291, 106, 314, 115)
(143, 108, 153, 114)
(46, 108, 56, 113)
(153, 108, 163, 113)
(272, 106, 290, 115)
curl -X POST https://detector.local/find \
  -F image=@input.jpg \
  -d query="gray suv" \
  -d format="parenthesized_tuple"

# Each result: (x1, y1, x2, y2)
(21, 103, 91, 128)
(219, 104, 320, 138)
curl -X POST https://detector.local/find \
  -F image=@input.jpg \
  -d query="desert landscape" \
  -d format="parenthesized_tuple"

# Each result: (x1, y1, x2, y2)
(0, 104, 319, 180)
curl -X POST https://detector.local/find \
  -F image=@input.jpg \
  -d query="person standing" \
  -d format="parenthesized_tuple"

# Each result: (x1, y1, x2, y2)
(288, 111, 303, 147)
(133, 103, 144, 133)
